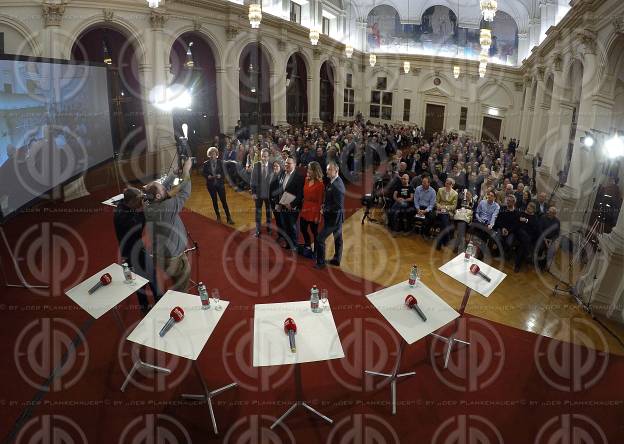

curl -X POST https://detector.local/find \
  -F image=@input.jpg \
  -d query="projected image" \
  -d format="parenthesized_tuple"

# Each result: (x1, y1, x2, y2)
(0, 58, 114, 219)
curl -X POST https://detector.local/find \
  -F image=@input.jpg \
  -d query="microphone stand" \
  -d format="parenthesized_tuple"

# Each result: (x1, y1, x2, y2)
(184, 228, 200, 290)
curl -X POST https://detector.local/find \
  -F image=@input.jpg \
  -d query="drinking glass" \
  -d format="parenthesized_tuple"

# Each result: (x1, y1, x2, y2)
(212, 288, 221, 310)
(320, 288, 328, 309)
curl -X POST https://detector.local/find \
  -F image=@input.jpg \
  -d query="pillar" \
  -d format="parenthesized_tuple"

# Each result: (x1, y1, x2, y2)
(518, 80, 534, 153)
(541, 69, 565, 171)
(528, 74, 546, 156)
(272, 70, 288, 126)
(518, 33, 530, 63)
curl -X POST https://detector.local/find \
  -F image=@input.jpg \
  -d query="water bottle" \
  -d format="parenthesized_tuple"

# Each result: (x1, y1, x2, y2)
(310, 285, 320, 313)
(465, 241, 475, 262)
(408, 265, 418, 287)
(198, 282, 210, 309)
(122, 262, 133, 283)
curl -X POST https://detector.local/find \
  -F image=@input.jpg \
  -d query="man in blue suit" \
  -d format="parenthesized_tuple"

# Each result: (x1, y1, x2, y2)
(315, 162, 345, 269)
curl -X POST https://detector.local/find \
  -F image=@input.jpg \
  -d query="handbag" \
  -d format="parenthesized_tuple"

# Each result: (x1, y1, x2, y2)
(454, 207, 473, 223)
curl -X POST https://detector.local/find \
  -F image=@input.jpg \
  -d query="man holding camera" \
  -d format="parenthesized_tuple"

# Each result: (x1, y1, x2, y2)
(144, 158, 193, 292)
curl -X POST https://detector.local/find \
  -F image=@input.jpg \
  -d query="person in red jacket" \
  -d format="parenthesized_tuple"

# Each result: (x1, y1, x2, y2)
(300, 161, 324, 254)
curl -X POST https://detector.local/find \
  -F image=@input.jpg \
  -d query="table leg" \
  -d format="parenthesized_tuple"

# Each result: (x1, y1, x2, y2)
(112, 307, 125, 334)
(181, 361, 237, 435)
(430, 287, 472, 369)
(120, 360, 171, 392)
(364, 339, 415, 415)
(270, 363, 333, 430)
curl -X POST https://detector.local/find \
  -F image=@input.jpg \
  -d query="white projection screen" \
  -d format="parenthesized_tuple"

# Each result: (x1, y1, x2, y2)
(0, 55, 114, 221)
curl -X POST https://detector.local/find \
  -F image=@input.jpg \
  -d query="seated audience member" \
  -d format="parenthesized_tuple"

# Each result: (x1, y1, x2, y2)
(474, 190, 500, 230)
(537, 206, 561, 271)
(453, 190, 474, 253)
(413, 176, 436, 236)
(497, 183, 514, 206)
(435, 178, 458, 250)
(494, 195, 520, 261)
(515, 201, 539, 272)
(515, 183, 526, 209)
(534, 192, 550, 217)
(389, 174, 415, 232)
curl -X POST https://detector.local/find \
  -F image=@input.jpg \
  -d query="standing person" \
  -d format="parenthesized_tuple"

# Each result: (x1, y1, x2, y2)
(113, 187, 160, 314)
(251, 148, 272, 237)
(300, 161, 324, 255)
(144, 158, 193, 292)
(277, 156, 305, 250)
(269, 160, 285, 242)
(202, 147, 234, 224)
(315, 162, 345, 269)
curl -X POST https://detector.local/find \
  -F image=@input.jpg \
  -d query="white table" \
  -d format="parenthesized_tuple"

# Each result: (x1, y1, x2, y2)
(65, 263, 148, 326)
(253, 300, 344, 429)
(125, 290, 236, 434)
(102, 193, 124, 207)
(436, 254, 507, 367)
(365, 280, 460, 414)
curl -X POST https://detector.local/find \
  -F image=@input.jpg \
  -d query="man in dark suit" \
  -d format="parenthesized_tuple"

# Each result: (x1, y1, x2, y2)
(534, 192, 550, 217)
(202, 146, 234, 224)
(315, 162, 345, 269)
(278, 156, 304, 250)
(251, 148, 272, 237)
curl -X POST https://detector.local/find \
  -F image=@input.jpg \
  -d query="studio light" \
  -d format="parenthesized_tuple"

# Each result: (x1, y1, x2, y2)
(403, 61, 410, 74)
(480, 0, 498, 22)
(604, 134, 624, 159)
(582, 134, 595, 148)
(249, 3, 262, 29)
(345, 44, 353, 59)
(149, 84, 192, 111)
(369, 54, 376, 67)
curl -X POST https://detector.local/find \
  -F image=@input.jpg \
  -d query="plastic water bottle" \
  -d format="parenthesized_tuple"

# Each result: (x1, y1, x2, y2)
(465, 241, 475, 262)
(310, 285, 320, 313)
(408, 265, 419, 288)
(122, 263, 133, 283)
(198, 282, 210, 309)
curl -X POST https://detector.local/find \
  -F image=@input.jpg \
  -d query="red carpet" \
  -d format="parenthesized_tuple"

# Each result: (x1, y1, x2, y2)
(1, 185, 623, 443)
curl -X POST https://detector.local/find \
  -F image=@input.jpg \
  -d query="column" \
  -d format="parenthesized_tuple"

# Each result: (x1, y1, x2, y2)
(309, 55, 321, 123)
(518, 80, 533, 153)
(529, 18, 541, 48)
(528, 74, 546, 156)
(216, 66, 237, 135)
(541, 69, 565, 171)
(334, 65, 343, 122)
(517, 33, 530, 63)
(272, 70, 288, 126)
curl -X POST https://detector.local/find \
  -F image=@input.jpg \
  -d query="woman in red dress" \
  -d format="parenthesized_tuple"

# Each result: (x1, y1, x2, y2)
(300, 161, 324, 254)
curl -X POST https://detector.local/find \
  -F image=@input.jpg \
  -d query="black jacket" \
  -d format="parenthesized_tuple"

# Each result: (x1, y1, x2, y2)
(323, 176, 345, 219)
(113, 202, 146, 261)
(202, 159, 226, 187)
(251, 162, 272, 199)
(279, 170, 305, 210)
(494, 207, 520, 234)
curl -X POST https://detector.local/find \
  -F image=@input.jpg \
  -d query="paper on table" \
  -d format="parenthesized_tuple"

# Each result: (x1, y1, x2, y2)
(279, 192, 296, 206)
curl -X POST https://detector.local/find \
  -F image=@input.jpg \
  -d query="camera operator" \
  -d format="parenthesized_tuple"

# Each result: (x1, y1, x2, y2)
(144, 157, 193, 292)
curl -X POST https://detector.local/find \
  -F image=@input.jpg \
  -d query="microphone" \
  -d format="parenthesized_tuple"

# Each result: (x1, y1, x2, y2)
(405, 295, 427, 322)
(284, 318, 297, 353)
(470, 264, 492, 282)
(159, 307, 185, 337)
(88, 273, 112, 294)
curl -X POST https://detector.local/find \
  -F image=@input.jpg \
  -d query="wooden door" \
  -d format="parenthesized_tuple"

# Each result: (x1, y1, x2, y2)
(482, 116, 503, 142)
(424, 104, 445, 138)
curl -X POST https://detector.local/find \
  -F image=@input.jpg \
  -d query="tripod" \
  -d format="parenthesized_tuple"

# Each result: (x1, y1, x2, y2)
(552, 203, 605, 297)
(184, 229, 200, 290)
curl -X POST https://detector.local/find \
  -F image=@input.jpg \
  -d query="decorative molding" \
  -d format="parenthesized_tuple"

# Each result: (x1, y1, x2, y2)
(411, 67, 421, 76)
(536, 66, 545, 81)
(150, 11, 168, 30)
(613, 16, 624, 34)
(42, 1, 66, 27)
(312, 48, 322, 60)
(277, 40, 286, 51)
(225, 26, 239, 41)
(553, 53, 563, 71)
(103, 9, 114, 22)
(514, 82, 523, 92)
(518, 33, 529, 40)
(194, 18, 202, 32)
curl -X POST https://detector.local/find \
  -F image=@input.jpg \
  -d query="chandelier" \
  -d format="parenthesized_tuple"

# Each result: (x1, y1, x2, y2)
(345, 44, 353, 58)
(480, 28, 492, 49)
(310, 28, 320, 46)
(249, 3, 262, 29)
(369, 54, 376, 67)
(185, 42, 194, 69)
(453, 65, 460, 79)
(403, 61, 410, 74)
(147, 0, 160, 8)
(480, 0, 498, 22)
(479, 49, 489, 65)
